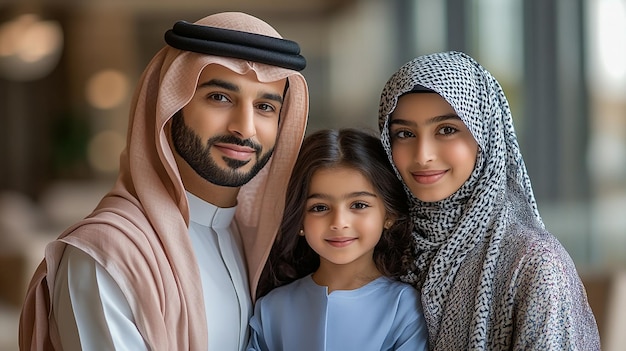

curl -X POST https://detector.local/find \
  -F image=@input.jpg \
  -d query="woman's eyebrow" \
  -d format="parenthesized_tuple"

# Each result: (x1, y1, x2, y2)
(389, 113, 460, 127)
(428, 113, 461, 124)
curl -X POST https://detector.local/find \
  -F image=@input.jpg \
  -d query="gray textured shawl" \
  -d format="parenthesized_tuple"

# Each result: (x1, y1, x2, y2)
(378, 51, 600, 350)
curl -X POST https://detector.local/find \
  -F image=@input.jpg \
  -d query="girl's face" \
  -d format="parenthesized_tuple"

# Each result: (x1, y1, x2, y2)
(303, 166, 388, 276)
(389, 93, 479, 202)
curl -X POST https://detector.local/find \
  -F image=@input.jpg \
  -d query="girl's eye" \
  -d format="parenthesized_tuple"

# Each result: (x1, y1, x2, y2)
(308, 204, 328, 213)
(351, 201, 370, 210)
(437, 126, 458, 135)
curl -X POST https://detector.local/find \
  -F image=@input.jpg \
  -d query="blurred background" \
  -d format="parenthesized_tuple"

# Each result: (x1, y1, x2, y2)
(0, 0, 625, 349)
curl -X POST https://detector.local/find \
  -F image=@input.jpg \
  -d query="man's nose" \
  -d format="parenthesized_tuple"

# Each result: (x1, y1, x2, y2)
(228, 104, 256, 139)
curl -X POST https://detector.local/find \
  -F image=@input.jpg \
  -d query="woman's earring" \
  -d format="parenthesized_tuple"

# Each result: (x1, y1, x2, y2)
(299, 229, 305, 236)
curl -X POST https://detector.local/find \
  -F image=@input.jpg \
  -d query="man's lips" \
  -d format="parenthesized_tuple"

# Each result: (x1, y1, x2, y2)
(411, 170, 447, 184)
(325, 237, 357, 248)
(214, 143, 256, 161)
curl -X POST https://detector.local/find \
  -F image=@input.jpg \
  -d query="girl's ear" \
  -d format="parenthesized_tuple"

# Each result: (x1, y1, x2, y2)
(384, 219, 394, 230)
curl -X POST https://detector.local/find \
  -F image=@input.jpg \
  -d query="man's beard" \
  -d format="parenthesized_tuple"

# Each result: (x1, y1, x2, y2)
(171, 112, 275, 187)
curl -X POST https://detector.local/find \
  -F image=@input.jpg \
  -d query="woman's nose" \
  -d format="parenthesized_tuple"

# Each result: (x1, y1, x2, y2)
(414, 136, 435, 165)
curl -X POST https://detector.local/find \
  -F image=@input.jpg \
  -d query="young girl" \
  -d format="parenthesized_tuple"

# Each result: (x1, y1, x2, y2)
(248, 128, 428, 351)
(378, 51, 600, 350)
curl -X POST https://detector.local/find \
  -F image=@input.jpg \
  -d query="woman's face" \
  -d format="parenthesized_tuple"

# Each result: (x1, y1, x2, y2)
(389, 93, 479, 202)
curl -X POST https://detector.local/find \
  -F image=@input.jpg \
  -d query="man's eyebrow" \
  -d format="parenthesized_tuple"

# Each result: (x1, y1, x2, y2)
(197, 79, 283, 105)
(261, 92, 283, 105)
(198, 79, 238, 92)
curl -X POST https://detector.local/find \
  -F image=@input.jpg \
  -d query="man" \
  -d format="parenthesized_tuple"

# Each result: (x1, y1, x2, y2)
(19, 12, 308, 350)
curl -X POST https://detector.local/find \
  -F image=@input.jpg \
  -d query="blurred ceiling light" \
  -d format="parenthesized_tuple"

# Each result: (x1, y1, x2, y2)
(85, 69, 129, 109)
(598, 0, 626, 78)
(87, 130, 125, 173)
(0, 13, 63, 81)
(589, 0, 626, 95)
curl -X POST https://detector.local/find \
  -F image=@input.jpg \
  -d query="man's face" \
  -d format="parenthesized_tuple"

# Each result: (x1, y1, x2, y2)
(171, 64, 287, 187)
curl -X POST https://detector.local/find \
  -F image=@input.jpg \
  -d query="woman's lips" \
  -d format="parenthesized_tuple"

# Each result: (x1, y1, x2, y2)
(411, 170, 447, 184)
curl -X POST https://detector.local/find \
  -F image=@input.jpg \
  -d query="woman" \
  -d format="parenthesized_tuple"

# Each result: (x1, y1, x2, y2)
(377, 51, 600, 350)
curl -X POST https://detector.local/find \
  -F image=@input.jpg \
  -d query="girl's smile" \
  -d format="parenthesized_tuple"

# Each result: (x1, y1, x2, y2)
(325, 237, 358, 247)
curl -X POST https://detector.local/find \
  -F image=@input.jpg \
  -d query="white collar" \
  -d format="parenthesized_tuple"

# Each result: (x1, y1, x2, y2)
(186, 191, 236, 228)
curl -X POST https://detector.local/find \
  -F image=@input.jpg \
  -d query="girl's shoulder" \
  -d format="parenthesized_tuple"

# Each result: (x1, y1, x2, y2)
(376, 276, 419, 295)
(369, 277, 421, 307)
(374, 278, 425, 321)
(258, 275, 319, 302)
(262, 276, 418, 301)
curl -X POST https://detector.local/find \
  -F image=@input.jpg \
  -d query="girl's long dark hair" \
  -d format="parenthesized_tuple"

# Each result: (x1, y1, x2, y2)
(256, 128, 414, 298)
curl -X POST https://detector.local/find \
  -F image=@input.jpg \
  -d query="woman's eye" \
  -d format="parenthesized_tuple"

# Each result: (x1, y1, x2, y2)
(438, 126, 458, 135)
(392, 130, 414, 139)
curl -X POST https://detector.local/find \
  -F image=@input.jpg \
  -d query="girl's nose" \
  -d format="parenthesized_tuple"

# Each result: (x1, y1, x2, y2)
(330, 210, 349, 230)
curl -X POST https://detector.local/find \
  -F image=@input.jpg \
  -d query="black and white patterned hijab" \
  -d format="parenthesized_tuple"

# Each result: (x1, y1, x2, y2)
(378, 51, 544, 339)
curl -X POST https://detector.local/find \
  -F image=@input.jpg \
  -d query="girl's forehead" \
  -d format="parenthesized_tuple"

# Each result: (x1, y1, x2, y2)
(311, 165, 362, 179)
(308, 167, 378, 195)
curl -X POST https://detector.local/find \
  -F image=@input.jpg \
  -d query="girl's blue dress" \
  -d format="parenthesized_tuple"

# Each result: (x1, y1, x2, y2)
(247, 275, 428, 351)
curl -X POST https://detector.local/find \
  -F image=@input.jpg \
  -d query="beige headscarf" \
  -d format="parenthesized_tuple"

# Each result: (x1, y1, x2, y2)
(19, 12, 308, 350)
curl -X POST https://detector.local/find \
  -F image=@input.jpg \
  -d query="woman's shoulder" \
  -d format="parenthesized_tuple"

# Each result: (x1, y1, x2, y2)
(502, 226, 571, 263)
(500, 226, 581, 289)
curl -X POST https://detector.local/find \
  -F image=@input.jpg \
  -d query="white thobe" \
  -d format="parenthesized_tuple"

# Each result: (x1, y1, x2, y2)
(53, 191, 252, 350)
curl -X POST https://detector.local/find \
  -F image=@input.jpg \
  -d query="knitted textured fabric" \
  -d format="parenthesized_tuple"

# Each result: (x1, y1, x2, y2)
(378, 51, 599, 350)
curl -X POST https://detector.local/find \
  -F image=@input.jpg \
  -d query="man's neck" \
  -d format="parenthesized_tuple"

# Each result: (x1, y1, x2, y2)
(186, 182, 239, 208)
